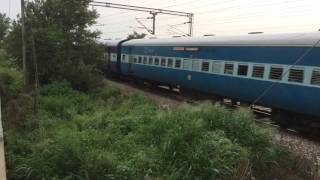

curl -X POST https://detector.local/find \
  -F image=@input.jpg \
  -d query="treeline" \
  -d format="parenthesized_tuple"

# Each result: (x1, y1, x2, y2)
(1, 0, 104, 92)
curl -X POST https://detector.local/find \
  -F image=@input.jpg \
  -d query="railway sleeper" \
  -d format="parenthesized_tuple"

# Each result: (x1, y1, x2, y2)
(272, 109, 320, 136)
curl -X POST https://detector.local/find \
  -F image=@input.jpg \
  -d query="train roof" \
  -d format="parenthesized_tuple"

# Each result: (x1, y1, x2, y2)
(104, 40, 124, 47)
(123, 32, 320, 47)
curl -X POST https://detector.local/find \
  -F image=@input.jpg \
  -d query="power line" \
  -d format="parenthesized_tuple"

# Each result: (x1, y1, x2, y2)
(97, 0, 216, 22)
(97, 0, 152, 19)
(194, 0, 309, 18)
(162, 0, 235, 10)
(200, 0, 304, 16)
(196, 24, 319, 35)
(147, 0, 305, 26)
(96, 0, 229, 36)
(195, 10, 320, 26)
(91, 1, 194, 36)
(96, 0, 319, 37)
(172, 0, 238, 12)
(97, 0, 180, 19)
(197, 9, 319, 25)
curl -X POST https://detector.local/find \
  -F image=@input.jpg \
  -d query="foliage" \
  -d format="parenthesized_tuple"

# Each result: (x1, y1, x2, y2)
(0, 13, 10, 44)
(4, 82, 314, 180)
(0, 49, 32, 132)
(127, 31, 147, 40)
(5, 0, 104, 90)
(0, 50, 23, 101)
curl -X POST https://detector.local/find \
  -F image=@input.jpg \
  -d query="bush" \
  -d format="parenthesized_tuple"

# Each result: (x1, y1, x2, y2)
(4, 83, 315, 180)
(0, 50, 23, 101)
(3, 93, 34, 130)
(39, 83, 94, 122)
(57, 62, 104, 92)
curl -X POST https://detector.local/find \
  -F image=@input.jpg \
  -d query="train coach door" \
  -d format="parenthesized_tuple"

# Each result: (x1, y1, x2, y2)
(128, 46, 134, 74)
(106, 47, 111, 69)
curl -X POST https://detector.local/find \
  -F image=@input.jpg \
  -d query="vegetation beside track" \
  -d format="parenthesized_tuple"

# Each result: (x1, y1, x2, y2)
(1, 51, 316, 179)
(0, 0, 317, 179)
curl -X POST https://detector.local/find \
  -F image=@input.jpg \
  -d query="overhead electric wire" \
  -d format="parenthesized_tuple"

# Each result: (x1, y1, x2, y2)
(95, 0, 318, 37)
(97, 0, 157, 19)
(163, 0, 237, 10)
(196, 24, 319, 35)
(162, 0, 306, 24)
(155, 0, 308, 28)
(194, 0, 305, 20)
(100, 3, 317, 28)
(97, 0, 234, 22)
(194, 0, 313, 23)
(196, 10, 320, 26)
(94, 0, 195, 35)
(194, 0, 304, 16)
(96, 0, 241, 35)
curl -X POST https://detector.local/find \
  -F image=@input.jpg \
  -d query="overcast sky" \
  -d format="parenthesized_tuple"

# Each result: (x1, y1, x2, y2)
(1, 0, 320, 39)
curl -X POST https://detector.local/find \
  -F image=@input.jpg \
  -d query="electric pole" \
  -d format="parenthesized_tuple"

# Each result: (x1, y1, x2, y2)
(150, 12, 157, 35)
(188, 14, 194, 37)
(21, 0, 27, 87)
(91, 1, 194, 37)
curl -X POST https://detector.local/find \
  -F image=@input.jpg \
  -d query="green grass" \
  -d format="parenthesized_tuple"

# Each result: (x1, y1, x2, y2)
(3, 82, 314, 180)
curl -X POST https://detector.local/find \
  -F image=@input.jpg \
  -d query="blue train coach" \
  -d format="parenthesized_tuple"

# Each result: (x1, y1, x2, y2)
(104, 32, 320, 130)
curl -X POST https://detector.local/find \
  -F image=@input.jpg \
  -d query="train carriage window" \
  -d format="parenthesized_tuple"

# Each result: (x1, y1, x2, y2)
(167, 58, 173, 68)
(175, 59, 182, 68)
(238, 64, 248, 76)
(138, 56, 142, 64)
(288, 68, 304, 83)
(252, 65, 265, 78)
(111, 54, 116, 62)
(212, 61, 222, 74)
(224, 63, 234, 75)
(143, 56, 148, 64)
(133, 57, 138, 64)
(311, 69, 320, 86)
(201, 61, 210, 72)
(192, 60, 201, 71)
(148, 57, 154, 65)
(269, 66, 283, 80)
(122, 55, 126, 62)
(128, 55, 133, 63)
(183, 59, 192, 70)
(154, 57, 159, 65)
(112, 54, 117, 61)
(104, 53, 109, 61)
(161, 58, 166, 66)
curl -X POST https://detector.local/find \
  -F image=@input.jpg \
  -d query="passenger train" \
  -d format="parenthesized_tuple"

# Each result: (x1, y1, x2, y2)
(102, 32, 320, 132)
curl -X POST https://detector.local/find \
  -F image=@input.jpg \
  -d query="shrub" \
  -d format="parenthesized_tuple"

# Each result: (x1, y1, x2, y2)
(0, 51, 23, 101)
(3, 93, 34, 130)
(40, 82, 93, 119)
(57, 62, 104, 92)
(4, 84, 315, 180)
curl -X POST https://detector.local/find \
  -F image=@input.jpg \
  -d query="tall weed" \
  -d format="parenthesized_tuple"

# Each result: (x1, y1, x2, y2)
(4, 83, 315, 180)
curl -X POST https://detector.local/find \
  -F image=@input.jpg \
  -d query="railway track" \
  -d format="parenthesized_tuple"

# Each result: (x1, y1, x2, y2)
(106, 76, 308, 138)
(105, 76, 320, 171)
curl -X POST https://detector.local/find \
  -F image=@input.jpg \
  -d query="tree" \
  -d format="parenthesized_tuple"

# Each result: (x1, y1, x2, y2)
(5, 0, 104, 91)
(127, 31, 147, 40)
(0, 13, 10, 44)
